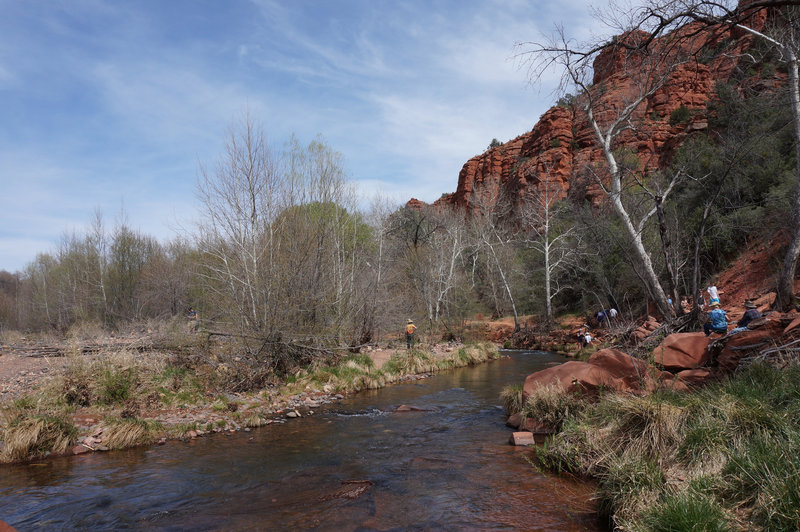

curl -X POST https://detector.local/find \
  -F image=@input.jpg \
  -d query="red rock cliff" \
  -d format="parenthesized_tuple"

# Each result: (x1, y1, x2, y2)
(439, 8, 778, 212)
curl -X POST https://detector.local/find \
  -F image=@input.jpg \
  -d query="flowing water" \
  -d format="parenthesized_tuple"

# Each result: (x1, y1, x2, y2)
(0, 350, 601, 531)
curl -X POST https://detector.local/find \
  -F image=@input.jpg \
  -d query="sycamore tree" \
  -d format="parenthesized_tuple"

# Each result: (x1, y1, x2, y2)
(516, 18, 698, 319)
(520, 169, 582, 322)
(619, 0, 800, 309)
(470, 190, 522, 331)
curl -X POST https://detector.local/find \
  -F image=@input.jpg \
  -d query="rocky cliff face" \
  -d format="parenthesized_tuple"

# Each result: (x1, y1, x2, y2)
(436, 8, 778, 212)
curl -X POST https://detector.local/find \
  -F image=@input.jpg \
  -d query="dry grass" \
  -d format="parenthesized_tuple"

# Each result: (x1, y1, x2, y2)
(534, 363, 800, 530)
(500, 384, 524, 416)
(1, 414, 76, 462)
(102, 418, 161, 449)
(521, 383, 586, 432)
(65, 321, 106, 343)
(0, 328, 25, 345)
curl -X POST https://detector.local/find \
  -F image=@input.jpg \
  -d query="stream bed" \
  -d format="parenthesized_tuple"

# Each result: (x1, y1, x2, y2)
(0, 350, 600, 530)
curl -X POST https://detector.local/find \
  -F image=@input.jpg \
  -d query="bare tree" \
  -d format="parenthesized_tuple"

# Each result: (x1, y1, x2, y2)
(520, 170, 582, 322)
(517, 16, 696, 319)
(470, 190, 522, 331)
(196, 115, 281, 333)
(563, 0, 800, 308)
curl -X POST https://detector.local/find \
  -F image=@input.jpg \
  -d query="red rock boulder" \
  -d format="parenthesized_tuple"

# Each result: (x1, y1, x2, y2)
(716, 319, 783, 372)
(676, 368, 714, 389)
(653, 333, 711, 370)
(588, 348, 656, 392)
(523, 360, 618, 399)
(656, 371, 691, 393)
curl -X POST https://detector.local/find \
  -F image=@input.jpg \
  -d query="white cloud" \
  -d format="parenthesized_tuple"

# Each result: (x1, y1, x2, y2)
(0, 0, 616, 271)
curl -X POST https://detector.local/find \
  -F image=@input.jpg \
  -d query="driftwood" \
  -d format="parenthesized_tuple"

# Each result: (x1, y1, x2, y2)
(636, 313, 697, 349)
(1, 341, 171, 358)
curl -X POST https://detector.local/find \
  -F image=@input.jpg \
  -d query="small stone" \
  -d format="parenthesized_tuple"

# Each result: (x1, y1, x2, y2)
(72, 445, 92, 455)
(509, 432, 535, 446)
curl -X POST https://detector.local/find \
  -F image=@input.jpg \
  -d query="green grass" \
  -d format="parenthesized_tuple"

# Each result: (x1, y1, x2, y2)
(531, 363, 800, 530)
(500, 384, 523, 416)
(98, 367, 138, 404)
(520, 383, 586, 432)
(640, 491, 730, 532)
(154, 366, 205, 406)
(289, 343, 498, 397)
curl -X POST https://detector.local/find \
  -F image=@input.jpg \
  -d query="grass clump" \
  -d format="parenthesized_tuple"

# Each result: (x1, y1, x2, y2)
(155, 366, 205, 406)
(500, 384, 524, 416)
(532, 363, 800, 530)
(383, 349, 438, 375)
(98, 366, 138, 404)
(521, 384, 586, 432)
(1, 413, 77, 462)
(293, 353, 386, 394)
(639, 490, 730, 532)
(102, 417, 162, 449)
(597, 454, 665, 525)
(722, 433, 800, 530)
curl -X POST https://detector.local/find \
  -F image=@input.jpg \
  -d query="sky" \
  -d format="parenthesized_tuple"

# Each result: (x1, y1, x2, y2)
(0, 0, 603, 273)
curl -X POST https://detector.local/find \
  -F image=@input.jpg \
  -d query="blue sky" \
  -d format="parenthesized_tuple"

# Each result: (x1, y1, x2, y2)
(0, 0, 599, 272)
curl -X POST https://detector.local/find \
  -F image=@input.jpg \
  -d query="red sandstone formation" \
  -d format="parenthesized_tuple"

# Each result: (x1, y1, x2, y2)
(653, 333, 712, 370)
(439, 5, 777, 213)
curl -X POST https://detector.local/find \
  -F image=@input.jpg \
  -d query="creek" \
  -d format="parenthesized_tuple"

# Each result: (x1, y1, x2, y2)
(0, 350, 600, 530)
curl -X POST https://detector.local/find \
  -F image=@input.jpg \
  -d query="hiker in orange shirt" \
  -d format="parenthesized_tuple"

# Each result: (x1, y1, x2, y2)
(405, 319, 417, 349)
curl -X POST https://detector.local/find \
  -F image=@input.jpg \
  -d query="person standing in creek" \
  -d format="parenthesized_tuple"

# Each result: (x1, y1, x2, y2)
(405, 319, 417, 349)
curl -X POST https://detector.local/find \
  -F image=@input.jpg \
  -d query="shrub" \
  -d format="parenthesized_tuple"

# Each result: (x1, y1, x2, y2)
(669, 104, 691, 125)
(99, 367, 138, 404)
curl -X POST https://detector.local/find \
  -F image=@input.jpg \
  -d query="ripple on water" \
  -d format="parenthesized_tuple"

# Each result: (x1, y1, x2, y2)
(0, 350, 600, 530)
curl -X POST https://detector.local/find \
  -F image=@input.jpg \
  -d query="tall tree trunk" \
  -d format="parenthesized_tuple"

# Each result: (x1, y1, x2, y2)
(655, 197, 681, 314)
(776, 52, 800, 310)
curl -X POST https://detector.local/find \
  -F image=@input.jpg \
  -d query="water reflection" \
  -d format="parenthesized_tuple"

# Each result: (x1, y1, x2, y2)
(0, 350, 600, 530)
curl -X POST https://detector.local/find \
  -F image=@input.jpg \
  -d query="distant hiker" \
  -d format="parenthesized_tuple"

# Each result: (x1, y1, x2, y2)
(579, 331, 593, 347)
(706, 285, 720, 306)
(405, 319, 417, 349)
(597, 308, 617, 326)
(737, 300, 762, 329)
(703, 302, 728, 336)
(187, 307, 198, 332)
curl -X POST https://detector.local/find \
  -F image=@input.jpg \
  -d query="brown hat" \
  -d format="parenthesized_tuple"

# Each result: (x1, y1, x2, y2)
(745, 300, 756, 309)
(710, 301, 720, 308)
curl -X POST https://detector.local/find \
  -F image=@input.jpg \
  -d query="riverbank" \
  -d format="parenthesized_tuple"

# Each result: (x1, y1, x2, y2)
(0, 329, 499, 464)
(510, 351, 800, 530)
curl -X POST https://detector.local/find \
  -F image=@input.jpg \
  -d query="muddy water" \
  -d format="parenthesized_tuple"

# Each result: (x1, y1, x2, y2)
(0, 350, 600, 531)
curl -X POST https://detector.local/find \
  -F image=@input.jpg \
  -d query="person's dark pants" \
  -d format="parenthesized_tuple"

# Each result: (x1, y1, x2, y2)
(406, 333, 413, 349)
(704, 323, 727, 336)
